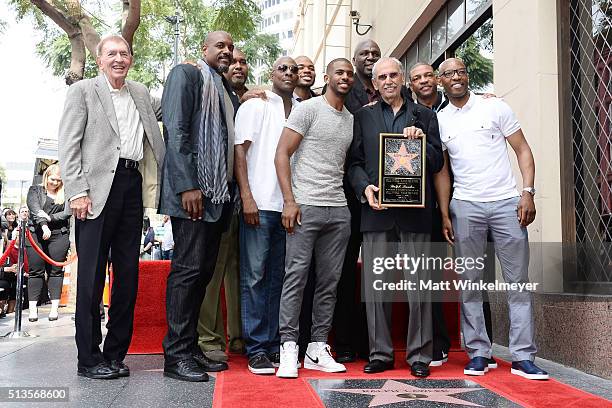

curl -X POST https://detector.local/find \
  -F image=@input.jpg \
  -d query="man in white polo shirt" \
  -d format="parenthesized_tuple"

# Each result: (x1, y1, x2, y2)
(434, 58, 548, 380)
(234, 56, 298, 375)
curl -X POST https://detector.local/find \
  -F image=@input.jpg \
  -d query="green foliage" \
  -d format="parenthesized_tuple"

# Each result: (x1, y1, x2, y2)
(211, 0, 260, 42)
(455, 21, 493, 92)
(7, 0, 279, 88)
(0, 165, 6, 184)
(241, 33, 282, 83)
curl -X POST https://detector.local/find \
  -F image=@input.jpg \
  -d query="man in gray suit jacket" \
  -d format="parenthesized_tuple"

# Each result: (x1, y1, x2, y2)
(58, 35, 165, 380)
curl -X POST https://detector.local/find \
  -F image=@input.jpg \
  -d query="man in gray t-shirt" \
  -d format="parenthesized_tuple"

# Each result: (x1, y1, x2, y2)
(287, 96, 353, 206)
(274, 58, 355, 378)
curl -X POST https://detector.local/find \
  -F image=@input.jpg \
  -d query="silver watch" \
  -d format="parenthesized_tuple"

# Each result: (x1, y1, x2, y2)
(522, 187, 536, 196)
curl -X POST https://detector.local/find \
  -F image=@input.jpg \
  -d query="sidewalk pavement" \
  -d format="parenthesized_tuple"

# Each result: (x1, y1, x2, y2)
(0, 306, 610, 407)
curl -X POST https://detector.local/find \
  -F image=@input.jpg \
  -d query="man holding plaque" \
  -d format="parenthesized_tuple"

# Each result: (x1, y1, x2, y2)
(348, 57, 444, 377)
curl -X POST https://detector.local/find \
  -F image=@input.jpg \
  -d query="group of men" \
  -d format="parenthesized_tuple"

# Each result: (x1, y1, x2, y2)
(58, 29, 549, 383)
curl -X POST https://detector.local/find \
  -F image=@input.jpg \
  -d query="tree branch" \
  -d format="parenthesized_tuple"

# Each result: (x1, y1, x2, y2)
(121, 0, 141, 52)
(31, 0, 78, 35)
(31, 0, 86, 84)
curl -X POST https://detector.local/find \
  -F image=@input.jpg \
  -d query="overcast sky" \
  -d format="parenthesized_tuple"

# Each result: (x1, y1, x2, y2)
(0, 3, 68, 168)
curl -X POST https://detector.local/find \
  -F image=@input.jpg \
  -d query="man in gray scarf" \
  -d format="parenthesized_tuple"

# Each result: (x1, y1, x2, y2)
(159, 31, 240, 382)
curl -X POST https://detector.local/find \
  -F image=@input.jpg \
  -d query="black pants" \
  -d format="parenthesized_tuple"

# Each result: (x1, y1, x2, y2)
(27, 229, 70, 301)
(75, 164, 143, 367)
(332, 193, 368, 356)
(163, 215, 226, 365)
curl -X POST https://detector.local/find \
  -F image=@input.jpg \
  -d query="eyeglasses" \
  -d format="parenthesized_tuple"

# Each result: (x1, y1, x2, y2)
(276, 64, 299, 74)
(376, 72, 400, 81)
(440, 69, 468, 78)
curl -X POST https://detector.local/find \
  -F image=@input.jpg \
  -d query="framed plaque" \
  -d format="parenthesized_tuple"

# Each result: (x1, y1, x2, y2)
(378, 133, 425, 208)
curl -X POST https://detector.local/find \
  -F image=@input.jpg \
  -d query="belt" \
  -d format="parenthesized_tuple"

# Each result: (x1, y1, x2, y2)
(118, 158, 139, 169)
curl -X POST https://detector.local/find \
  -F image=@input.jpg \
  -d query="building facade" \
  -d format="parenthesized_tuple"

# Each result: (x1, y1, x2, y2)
(255, 0, 299, 84)
(293, 0, 611, 378)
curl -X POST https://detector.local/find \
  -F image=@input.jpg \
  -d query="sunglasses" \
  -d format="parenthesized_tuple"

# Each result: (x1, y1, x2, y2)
(276, 64, 299, 74)
(440, 69, 468, 78)
(377, 72, 400, 81)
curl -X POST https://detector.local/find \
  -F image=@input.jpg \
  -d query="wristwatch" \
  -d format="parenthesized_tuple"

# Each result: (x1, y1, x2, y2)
(522, 187, 536, 196)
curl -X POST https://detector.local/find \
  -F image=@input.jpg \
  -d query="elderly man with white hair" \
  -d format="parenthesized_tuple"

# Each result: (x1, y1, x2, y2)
(347, 57, 444, 378)
(59, 34, 165, 380)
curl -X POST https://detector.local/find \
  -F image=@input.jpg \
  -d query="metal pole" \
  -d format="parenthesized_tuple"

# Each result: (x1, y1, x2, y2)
(173, 5, 180, 67)
(4, 219, 34, 338)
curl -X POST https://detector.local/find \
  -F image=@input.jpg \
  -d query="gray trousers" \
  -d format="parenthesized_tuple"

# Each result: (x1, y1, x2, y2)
(362, 229, 433, 365)
(450, 197, 536, 362)
(279, 205, 351, 343)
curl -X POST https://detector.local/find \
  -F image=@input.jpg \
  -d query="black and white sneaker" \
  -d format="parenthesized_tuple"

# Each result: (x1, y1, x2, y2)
(248, 353, 275, 375)
(487, 357, 498, 369)
(269, 351, 301, 369)
(430, 350, 448, 367)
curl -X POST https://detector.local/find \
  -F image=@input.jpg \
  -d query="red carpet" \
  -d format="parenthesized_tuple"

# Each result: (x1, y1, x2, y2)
(127, 260, 170, 354)
(213, 352, 609, 408)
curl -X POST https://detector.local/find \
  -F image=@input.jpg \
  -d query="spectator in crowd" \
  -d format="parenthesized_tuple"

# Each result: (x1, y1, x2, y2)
(18, 206, 30, 222)
(1, 209, 18, 250)
(26, 164, 71, 322)
(141, 220, 156, 260)
(0, 228, 26, 317)
(160, 215, 174, 260)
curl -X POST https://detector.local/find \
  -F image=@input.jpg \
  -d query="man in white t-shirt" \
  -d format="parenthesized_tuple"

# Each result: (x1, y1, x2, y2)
(160, 215, 174, 260)
(434, 58, 548, 381)
(234, 56, 298, 375)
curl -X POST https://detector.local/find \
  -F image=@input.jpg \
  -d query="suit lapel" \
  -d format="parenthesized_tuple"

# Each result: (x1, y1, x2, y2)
(94, 75, 120, 137)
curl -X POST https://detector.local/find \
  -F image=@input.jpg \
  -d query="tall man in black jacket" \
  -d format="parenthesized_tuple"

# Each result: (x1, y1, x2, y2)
(159, 31, 238, 382)
(348, 57, 444, 378)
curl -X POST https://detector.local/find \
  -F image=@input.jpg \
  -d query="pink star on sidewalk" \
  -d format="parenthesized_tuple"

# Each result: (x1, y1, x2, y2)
(323, 379, 484, 407)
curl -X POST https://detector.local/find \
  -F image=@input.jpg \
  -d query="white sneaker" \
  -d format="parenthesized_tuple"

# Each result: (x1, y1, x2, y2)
(429, 351, 448, 367)
(304, 342, 346, 373)
(276, 342, 299, 378)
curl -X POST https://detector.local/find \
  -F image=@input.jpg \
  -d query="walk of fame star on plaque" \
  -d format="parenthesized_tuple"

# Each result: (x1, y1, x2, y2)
(378, 133, 426, 207)
(309, 378, 522, 408)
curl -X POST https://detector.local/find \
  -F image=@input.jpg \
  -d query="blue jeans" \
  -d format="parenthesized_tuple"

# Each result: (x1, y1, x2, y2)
(161, 249, 173, 260)
(240, 210, 286, 357)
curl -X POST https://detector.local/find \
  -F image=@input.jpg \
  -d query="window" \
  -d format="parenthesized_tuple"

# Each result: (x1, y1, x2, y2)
(288, 30, 293, 38)
(400, 0, 492, 65)
(418, 27, 431, 61)
(447, 0, 465, 41)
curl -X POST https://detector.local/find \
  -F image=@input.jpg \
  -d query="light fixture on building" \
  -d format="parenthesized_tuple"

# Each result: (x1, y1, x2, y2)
(350, 10, 372, 36)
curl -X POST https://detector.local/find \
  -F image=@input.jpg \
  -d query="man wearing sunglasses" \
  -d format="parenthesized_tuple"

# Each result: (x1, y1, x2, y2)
(434, 58, 548, 380)
(274, 58, 355, 378)
(348, 57, 443, 378)
(233, 57, 298, 375)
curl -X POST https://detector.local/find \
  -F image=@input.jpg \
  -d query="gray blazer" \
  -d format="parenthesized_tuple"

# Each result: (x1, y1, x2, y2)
(58, 74, 165, 219)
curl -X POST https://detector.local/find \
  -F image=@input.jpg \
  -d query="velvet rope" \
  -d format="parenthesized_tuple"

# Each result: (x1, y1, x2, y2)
(25, 229, 77, 267)
(0, 239, 16, 266)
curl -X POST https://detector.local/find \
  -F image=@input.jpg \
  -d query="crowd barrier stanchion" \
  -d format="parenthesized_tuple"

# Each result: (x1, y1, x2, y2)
(4, 220, 37, 339)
